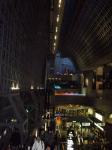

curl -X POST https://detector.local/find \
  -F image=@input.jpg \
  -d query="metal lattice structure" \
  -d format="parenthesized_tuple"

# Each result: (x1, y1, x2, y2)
(59, 0, 112, 70)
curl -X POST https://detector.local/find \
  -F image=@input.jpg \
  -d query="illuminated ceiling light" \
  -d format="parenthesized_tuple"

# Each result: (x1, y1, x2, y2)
(54, 35, 57, 40)
(31, 85, 34, 90)
(54, 43, 56, 46)
(11, 82, 20, 90)
(57, 15, 59, 22)
(59, 0, 62, 4)
(58, 4, 61, 8)
(56, 27, 58, 32)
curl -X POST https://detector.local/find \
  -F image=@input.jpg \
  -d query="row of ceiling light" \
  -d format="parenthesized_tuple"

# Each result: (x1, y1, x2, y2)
(10, 82, 44, 91)
(53, 0, 62, 53)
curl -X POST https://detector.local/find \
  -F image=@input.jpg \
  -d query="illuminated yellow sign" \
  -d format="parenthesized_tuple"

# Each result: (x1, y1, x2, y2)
(55, 116, 62, 125)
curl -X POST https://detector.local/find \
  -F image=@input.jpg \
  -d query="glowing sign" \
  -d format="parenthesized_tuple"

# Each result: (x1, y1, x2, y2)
(95, 113, 103, 122)
(55, 92, 85, 96)
(88, 108, 94, 115)
(55, 116, 62, 125)
(54, 85, 61, 89)
(82, 123, 90, 126)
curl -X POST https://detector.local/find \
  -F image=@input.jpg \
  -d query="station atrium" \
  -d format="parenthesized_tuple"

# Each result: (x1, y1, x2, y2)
(0, 0, 112, 149)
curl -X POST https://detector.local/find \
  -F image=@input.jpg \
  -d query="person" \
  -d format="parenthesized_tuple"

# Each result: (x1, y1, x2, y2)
(46, 144, 50, 150)
(32, 136, 44, 150)
(44, 130, 55, 150)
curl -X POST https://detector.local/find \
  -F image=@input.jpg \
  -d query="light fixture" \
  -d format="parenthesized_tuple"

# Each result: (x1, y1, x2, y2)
(11, 118, 17, 123)
(88, 108, 94, 115)
(16, 83, 20, 90)
(31, 85, 34, 90)
(57, 15, 59, 22)
(3, 130, 7, 136)
(94, 122, 104, 131)
(72, 121, 76, 123)
(35, 129, 38, 137)
(11, 82, 20, 90)
(85, 78, 89, 86)
(54, 43, 56, 46)
(95, 112, 103, 122)
(82, 123, 90, 127)
(26, 109, 29, 113)
(59, 0, 62, 5)
(109, 114, 112, 119)
(45, 122, 47, 131)
(58, 0, 62, 8)
(56, 27, 58, 32)
(59, 0, 62, 4)
(11, 82, 15, 90)
(54, 35, 57, 40)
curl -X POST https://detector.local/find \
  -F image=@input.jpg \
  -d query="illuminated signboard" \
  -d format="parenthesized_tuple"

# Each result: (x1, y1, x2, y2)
(82, 123, 90, 127)
(55, 92, 86, 96)
(95, 113, 103, 122)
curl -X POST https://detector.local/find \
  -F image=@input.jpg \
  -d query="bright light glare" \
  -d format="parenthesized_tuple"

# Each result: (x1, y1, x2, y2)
(67, 139, 74, 150)
(68, 132, 74, 138)
(56, 27, 58, 32)
(11, 118, 17, 122)
(67, 139, 74, 145)
(88, 108, 94, 115)
(57, 15, 59, 22)
(59, 0, 62, 4)
(82, 123, 90, 126)
(45, 122, 47, 131)
(95, 113, 103, 121)
(31, 85, 34, 90)
(26, 109, 29, 113)
(109, 114, 112, 119)
(54, 35, 57, 40)
(54, 85, 61, 89)
(35, 129, 38, 137)
(55, 92, 86, 96)
(94, 123, 104, 131)
(85, 78, 89, 86)
(3, 130, 7, 136)
(11, 82, 20, 90)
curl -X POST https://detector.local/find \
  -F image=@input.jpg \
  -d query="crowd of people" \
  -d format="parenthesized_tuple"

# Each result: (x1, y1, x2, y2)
(4, 128, 61, 150)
